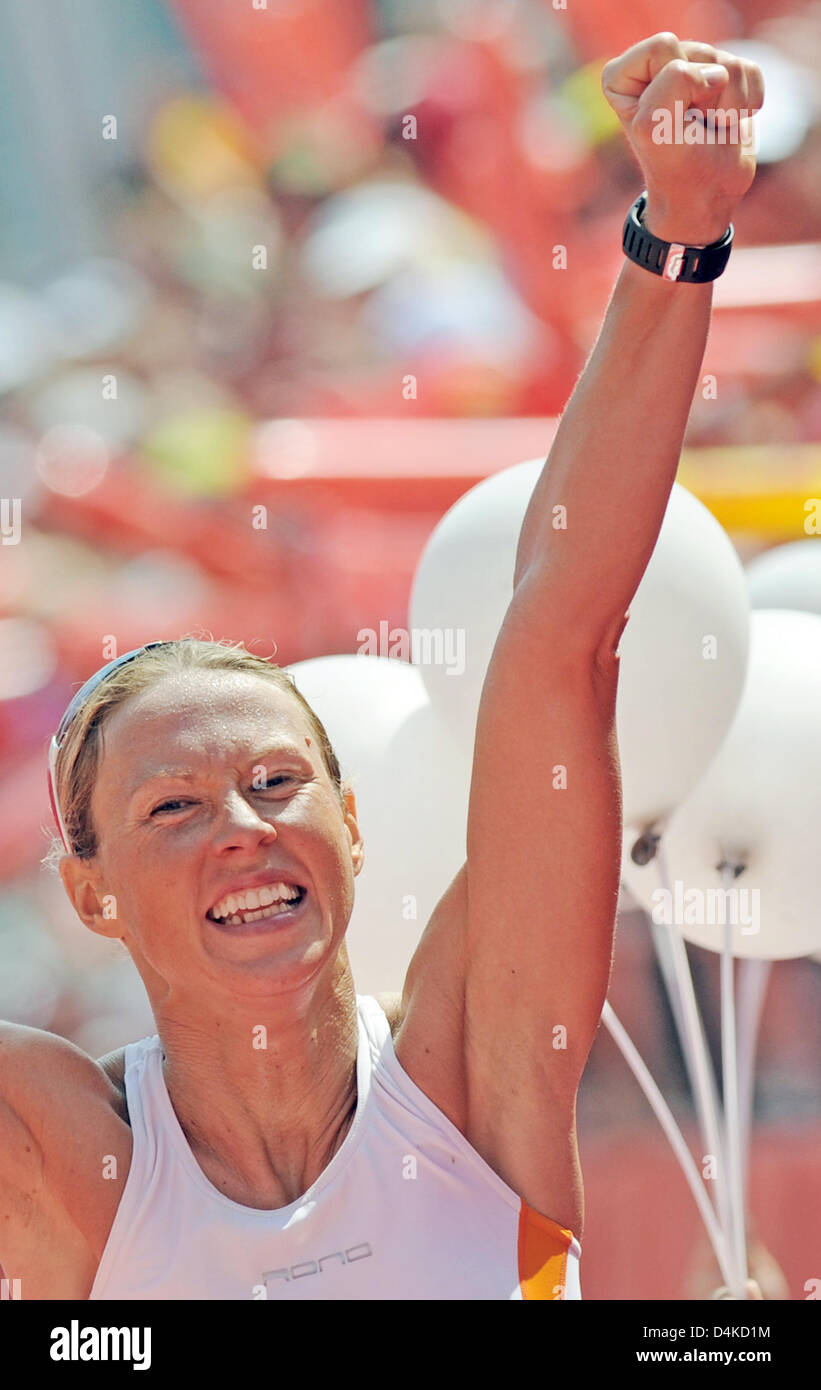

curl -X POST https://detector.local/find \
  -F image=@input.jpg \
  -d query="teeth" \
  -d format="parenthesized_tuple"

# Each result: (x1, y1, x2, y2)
(210, 881, 302, 922)
(223, 899, 301, 925)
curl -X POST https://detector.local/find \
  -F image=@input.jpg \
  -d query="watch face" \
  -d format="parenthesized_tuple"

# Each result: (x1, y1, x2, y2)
(663, 245, 687, 281)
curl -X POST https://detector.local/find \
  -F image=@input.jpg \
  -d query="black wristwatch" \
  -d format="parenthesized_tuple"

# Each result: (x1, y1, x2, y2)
(622, 191, 733, 283)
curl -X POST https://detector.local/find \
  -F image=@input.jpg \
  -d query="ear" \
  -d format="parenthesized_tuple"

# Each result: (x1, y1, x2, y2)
(341, 783, 365, 877)
(59, 854, 126, 941)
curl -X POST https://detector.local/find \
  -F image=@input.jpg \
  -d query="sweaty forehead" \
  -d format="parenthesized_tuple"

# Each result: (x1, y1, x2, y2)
(97, 671, 315, 789)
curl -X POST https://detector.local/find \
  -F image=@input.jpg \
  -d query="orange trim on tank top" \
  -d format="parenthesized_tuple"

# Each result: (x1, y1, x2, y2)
(517, 1200, 574, 1300)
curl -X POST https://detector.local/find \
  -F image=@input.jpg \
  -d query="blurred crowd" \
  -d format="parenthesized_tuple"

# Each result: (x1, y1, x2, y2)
(0, 0, 819, 1229)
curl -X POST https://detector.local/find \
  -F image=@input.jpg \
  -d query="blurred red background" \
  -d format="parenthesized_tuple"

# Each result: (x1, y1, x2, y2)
(0, 0, 819, 1299)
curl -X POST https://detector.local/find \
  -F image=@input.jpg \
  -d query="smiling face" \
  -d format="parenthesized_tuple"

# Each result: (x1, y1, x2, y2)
(60, 669, 364, 1009)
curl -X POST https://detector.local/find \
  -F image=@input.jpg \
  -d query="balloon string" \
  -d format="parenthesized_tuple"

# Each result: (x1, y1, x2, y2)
(601, 1001, 734, 1287)
(720, 870, 748, 1297)
(737, 958, 771, 1207)
(649, 918, 725, 1198)
(655, 838, 733, 1250)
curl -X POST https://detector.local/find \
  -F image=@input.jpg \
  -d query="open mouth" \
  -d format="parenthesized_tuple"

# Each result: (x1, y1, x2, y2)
(207, 885, 307, 927)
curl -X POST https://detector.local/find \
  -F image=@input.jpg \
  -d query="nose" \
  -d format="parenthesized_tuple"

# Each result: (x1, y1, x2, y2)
(210, 788, 277, 851)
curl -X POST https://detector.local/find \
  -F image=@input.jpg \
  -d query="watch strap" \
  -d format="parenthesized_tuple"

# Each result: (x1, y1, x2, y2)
(622, 191, 733, 283)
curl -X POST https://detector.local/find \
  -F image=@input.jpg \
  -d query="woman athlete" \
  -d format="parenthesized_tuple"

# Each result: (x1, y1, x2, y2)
(0, 33, 763, 1299)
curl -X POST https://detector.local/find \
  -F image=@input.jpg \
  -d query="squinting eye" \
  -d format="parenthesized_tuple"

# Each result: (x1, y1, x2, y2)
(150, 776, 295, 817)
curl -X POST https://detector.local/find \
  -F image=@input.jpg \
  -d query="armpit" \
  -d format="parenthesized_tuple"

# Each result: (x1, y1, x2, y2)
(96, 1048, 129, 1124)
(373, 992, 404, 1038)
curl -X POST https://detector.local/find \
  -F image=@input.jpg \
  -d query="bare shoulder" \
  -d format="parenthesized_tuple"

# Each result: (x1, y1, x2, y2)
(0, 1020, 129, 1168)
(0, 1022, 132, 1298)
(0, 1021, 122, 1115)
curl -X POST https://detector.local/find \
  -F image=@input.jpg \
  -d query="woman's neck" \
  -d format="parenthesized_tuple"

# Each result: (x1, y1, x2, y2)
(155, 969, 360, 1209)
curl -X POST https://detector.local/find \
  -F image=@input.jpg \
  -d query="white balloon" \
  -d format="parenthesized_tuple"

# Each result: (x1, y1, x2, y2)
(410, 466, 749, 828)
(747, 538, 821, 615)
(622, 610, 821, 960)
(286, 653, 428, 782)
(409, 458, 540, 733)
(286, 654, 470, 995)
(349, 701, 471, 995)
(617, 485, 749, 828)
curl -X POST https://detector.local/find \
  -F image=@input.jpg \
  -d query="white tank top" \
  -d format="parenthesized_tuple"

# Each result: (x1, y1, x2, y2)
(89, 994, 582, 1300)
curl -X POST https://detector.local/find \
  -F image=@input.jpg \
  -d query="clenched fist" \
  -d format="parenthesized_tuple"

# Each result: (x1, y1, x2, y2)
(602, 32, 765, 245)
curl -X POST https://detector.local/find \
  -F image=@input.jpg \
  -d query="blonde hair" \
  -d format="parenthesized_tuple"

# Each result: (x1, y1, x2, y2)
(42, 636, 346, 870)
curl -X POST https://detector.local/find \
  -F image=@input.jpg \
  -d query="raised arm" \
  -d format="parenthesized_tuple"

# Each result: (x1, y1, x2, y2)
(395, 33, 763, 1238)
(514, 33, 763, 643)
